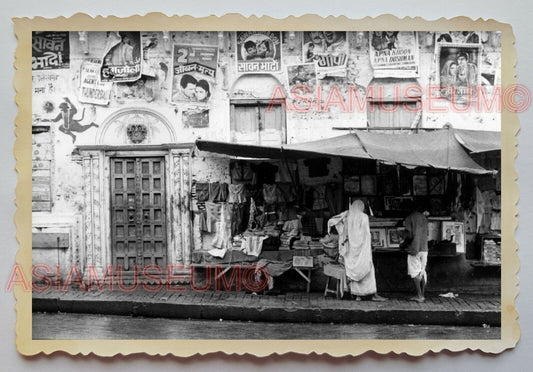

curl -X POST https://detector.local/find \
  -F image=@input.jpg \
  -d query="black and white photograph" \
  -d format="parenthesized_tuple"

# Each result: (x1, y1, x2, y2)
(26, 25, 505, 350)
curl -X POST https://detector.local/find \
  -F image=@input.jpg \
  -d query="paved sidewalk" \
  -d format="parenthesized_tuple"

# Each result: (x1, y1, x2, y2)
(32, 287, 500, 326)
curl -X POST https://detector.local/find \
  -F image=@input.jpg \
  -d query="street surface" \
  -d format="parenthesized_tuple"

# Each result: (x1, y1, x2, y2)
(33, 312, 500, 340)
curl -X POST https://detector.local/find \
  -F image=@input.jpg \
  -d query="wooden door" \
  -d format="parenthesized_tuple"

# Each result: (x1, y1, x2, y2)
(231, 104, 260, 144)
(111, 157, 167, 271)
(231, 102, 285, 145)
(259, 104, 285, 145)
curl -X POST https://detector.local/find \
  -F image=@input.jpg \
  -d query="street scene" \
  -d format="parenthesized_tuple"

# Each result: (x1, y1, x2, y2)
(31, 29, 502, 340)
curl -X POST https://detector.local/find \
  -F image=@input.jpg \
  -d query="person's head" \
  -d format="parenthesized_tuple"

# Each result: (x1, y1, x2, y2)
(449, 62, 458, 76)
(374, 31, 383, 37)
(406, 199, 424, 213)
(257, 40, 270, 56)
(121, 33, 130, 45)
(308, 43, 315, 51)
(442, 60, 458, 77)
(323, 31, 342, 45)
(454, 225, 461, 231)
(195, 80, 211, 101)
(180, 74, 197, 99)
(457, 52, 469, 66)
(58, 102, 69, 112)
(297, 65, 305, 74)
(350, 199, 365, 214)
(309, 32, 323, 44)
(244, 40, 257, 58)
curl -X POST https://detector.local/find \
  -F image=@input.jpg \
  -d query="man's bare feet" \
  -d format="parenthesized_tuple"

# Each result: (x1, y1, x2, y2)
(371, 294, 387, 302)
(409, 296, 425, 303)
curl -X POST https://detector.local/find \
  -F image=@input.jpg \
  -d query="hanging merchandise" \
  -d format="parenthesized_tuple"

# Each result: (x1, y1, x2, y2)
(228, 184, 248, 204)
(211, 203, 232, 250)
(209, 182, 229, 202)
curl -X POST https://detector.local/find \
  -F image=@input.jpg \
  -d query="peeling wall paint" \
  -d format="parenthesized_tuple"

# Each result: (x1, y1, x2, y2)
(31, 30, 502, 274)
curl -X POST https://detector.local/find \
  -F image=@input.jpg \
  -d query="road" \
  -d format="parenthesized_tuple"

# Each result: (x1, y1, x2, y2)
(32, 312, 500, 340)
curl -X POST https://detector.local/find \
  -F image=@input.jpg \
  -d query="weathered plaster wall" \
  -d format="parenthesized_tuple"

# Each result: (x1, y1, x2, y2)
(31, 30, 502, 280)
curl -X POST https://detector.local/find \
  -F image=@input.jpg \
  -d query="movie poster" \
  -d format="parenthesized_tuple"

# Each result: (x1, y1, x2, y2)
(79, 59, 113, 105)
(100, 31, 142, 82)
(436, 31, 481, 44)
(183, 109, 209, 128)
(171, 44, 218, 104)
(437, 43, 481, 102)
(32, 31, 70, 70)
(369, 31, 419, 78)
(140, 32, 173, 102)
(236, 31, 282, 73)
(287, 63, 317, 97)
(302, 31, 348, 78)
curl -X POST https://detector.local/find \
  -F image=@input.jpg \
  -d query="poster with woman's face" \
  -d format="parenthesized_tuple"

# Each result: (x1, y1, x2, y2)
(437, 43, 481, 102)
(171, 44, 218, 104)
(236, 31, 282, 73)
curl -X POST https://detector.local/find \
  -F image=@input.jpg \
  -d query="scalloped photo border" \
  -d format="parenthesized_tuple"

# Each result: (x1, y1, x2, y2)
(13, 13, 519, 357)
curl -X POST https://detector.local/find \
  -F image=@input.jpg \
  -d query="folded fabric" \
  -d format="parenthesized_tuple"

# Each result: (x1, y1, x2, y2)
(241, 235, 269, 257)
(208, 248, 227, 258)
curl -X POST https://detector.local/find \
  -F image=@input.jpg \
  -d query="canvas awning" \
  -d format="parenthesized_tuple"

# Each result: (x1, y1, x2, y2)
(453, 129, 501, 153)
(195, 129, 493, 174)
(354, 129, 491, 174)
(282, 133, 371, 159)
(195, 140, 284, 159)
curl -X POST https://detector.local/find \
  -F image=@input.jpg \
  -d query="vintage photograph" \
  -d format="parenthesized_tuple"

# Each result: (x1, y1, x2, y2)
(370, 228, 387, 248)
(15, 14, 515, 357)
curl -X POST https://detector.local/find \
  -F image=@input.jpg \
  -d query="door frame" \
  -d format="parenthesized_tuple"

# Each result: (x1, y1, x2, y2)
(77, 144, 193, 281)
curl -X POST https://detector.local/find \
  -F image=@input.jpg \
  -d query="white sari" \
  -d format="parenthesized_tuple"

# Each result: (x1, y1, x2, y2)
(328, 200, 377, 296)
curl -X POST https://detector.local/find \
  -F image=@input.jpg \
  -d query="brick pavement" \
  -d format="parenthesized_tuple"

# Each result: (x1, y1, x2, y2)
(32, 286, 501, 326)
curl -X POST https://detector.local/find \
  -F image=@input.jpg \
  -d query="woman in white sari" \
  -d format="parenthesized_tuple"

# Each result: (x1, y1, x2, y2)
(328, 200, 387, 301)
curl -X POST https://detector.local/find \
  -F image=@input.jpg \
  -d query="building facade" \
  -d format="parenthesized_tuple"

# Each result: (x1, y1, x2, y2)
(31, 31, 501, 287)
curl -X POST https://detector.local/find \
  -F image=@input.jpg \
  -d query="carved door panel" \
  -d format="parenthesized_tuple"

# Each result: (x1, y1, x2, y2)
(111, 157, 166, 271)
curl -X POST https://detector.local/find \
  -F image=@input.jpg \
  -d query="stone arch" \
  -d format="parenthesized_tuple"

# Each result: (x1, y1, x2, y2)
(230, 73, 286, 100)
(96, 108, 177, 145)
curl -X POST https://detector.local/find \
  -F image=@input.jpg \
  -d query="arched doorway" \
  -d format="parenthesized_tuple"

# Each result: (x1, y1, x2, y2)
(77, 108, 192, 282)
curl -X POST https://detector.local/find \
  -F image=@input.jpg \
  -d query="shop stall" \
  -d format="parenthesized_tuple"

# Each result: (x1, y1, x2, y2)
(191, 128, 500, 294)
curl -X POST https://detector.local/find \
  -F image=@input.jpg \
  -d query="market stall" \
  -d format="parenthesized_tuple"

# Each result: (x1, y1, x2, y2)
(191, 128, 500, 294)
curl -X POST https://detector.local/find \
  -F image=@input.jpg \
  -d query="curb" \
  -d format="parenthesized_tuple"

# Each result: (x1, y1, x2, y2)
(33, 297, 500, 326)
